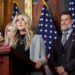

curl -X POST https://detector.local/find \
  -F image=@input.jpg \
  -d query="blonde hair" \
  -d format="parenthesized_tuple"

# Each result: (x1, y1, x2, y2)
(4, 22, 17, 46)
(13, 13, 34, 50)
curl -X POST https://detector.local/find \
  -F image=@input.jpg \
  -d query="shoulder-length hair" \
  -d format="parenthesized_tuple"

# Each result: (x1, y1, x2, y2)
(12, 13, 34, 50)
(4, 22, 17, 46)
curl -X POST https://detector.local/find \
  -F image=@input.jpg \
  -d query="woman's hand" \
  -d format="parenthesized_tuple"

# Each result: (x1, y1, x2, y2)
(34, 60, 42, 69)
(61, 71, 68, 75)
(55, 66, 65, 75)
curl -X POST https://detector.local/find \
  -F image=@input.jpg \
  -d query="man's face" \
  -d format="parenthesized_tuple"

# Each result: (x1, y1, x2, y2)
(61, 14, 73, 31)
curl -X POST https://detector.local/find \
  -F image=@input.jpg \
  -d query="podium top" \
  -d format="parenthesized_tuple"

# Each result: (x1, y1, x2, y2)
(0, 45, 11, 54)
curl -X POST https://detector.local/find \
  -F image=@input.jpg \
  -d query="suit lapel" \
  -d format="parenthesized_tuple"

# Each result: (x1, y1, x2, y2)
(64, 31, 75, 51)
(64, 31, 75, 61)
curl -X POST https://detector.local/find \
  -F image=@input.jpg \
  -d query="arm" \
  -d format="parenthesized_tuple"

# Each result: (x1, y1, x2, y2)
(48, 39, 65, 74)
(64, 58, 75, 72)
(30, 35, 47, 69)
(64, 42, 75, 72)
(38, 36, 47, 65)
(48, 41, 58, 67)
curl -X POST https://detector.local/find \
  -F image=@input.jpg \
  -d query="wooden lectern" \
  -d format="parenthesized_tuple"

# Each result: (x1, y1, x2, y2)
(0, 46, 36, 75)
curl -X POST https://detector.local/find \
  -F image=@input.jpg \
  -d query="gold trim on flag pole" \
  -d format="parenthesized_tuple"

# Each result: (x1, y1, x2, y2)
(13, 0, 18, 6)
(42, 0, 48, 8)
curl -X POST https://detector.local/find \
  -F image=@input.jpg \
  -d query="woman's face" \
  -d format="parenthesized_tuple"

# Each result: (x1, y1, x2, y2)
(15, 15, 28, 31)
(6, 26, 15, 39)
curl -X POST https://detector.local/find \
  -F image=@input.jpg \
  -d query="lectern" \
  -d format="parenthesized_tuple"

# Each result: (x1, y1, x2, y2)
(0, 46, 36, 75)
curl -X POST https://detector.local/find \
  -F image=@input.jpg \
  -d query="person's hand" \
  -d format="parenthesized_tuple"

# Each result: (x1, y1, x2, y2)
(55, 66, 65, 75)
(34, 60, 42, 69)
(61, 71, 68, 75)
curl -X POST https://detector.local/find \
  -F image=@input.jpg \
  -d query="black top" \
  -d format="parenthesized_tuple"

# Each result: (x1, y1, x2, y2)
(16, 35, 30, 59)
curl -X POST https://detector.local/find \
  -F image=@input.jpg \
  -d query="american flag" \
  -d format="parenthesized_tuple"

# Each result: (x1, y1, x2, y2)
(11, 2, 19, 20)
(36, 4, 58, 56)
(68, 0, 75, 28)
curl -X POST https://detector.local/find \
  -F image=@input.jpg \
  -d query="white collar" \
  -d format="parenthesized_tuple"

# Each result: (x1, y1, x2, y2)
(62, 28, 73, 34)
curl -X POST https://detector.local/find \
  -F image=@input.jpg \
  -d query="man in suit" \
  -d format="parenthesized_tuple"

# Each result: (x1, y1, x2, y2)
(48, 11, 75, 75)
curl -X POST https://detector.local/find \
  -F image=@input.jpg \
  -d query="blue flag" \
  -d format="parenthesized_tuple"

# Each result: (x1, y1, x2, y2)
(36, 4, 58, 56)
(11, 3, 19, 20)
(68, 0, 75, 28)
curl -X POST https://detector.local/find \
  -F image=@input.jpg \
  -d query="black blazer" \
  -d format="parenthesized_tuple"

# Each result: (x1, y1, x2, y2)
(49, 30, 75, 75)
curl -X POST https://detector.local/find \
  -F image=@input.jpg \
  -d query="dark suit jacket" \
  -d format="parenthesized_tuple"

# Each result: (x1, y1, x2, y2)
(49, 30, 75, 75)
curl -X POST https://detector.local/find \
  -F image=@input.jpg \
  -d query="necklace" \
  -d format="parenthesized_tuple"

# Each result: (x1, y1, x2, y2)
(19, 35, 25, 45)
(20, 41, 24, 44)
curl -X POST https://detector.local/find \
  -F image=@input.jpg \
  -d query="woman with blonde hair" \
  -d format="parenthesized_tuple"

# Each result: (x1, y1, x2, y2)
(12, 13, 47, 75)
(4, 22, 17, 46)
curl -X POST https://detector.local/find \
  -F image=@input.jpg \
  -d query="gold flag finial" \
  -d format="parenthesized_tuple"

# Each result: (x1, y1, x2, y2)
(42, 0, 48, 8)
(13, 0, 18, 6)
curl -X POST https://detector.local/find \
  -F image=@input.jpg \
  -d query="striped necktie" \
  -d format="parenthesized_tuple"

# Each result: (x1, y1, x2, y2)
(61, 32, 68, 45)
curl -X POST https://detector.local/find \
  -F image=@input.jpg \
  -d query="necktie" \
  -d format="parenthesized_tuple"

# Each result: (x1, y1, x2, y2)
(61, 32, 68, 45)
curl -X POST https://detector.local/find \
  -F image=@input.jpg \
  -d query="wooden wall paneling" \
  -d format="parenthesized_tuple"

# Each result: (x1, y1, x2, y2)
(0, 0, 4, 32)
(47, 0, 65, 29)
(3, 0, 13, 33)
(32, 0, 43, 28)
